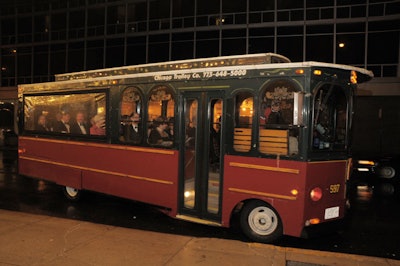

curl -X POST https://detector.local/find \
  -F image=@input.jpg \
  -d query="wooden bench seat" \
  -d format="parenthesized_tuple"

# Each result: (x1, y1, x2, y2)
(259, 129, 288, 155)
(233, 128, 251, 152)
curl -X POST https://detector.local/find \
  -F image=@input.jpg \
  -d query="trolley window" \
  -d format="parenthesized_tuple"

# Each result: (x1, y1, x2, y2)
(23, 92, 107, 136)
(233, 91, 254, 152)
(313, 84, 348, 151)
(259, 79, 300, 156)
(119, 86, 143, 144)
(147, 85, 175, 147)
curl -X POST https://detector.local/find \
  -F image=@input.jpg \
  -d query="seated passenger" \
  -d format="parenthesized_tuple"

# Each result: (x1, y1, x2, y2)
(165, 117, 174, 139)
(90, 114, 106, 136)
(121, 112, 141, 143)
(53, 112, 71, 133)
(35, 115, 49, 131)
(267, 101, 286, 124)
(70, 111, 90, 135)
(148, 116, 172, 147)
(185, 118, 196, 148)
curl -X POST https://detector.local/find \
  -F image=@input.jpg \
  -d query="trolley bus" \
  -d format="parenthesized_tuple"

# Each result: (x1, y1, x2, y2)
(18, 53, 373, 243)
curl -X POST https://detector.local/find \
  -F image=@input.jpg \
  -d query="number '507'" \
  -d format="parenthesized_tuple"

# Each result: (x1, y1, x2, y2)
(330, 184, 340, 193)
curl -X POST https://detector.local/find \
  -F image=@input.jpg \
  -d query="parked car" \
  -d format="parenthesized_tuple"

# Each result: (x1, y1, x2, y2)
(351, 155, 400, 197)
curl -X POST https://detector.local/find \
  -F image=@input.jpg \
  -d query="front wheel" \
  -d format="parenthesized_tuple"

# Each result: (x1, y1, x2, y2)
(240, 200, 283, 243)
(63, 186, 82, 201)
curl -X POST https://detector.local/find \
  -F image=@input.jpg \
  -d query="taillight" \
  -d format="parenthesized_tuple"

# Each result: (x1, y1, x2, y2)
(310, 187, 323, 201)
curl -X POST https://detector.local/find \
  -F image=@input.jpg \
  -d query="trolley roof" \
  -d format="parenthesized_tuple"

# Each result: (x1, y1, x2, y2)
(19, 53, 374, 94)
(54, 53, 291, 82)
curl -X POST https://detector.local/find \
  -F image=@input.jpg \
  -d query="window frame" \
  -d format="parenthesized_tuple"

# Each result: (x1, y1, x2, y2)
(232, 89, 256, 153)
(146, 84, 176, 147)
(311, 82, 349, 152)
(22, 89, 109, 139)
(119, 86, 144, 145)
(258, 78, 301, 157)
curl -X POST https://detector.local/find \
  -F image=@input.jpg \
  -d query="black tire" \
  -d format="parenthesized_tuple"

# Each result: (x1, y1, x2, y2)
(63, 186, 82, 201)
(239, 200, 283, 243)
(378, 166, 396, 179)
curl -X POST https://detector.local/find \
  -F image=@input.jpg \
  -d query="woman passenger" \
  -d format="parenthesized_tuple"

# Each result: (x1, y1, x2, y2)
(90, 114, 106, 135)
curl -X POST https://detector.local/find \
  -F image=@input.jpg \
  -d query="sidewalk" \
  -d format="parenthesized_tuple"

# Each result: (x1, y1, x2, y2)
(0, 209, 398, 266)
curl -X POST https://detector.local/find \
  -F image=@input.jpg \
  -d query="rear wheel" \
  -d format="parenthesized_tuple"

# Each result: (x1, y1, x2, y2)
(378, 166, 395, 179)
(63, 186, 81, 201)
(240, 200, 283, 243)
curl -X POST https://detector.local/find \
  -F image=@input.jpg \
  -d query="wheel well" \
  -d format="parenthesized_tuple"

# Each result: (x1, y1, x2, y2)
(233, 198, 274, 212)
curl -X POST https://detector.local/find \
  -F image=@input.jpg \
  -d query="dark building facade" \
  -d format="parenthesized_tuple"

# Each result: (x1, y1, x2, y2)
(0, 0, 399, 86)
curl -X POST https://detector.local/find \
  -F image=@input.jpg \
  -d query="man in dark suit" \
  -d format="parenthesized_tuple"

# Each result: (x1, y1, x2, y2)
(267, 101, 286, 125)
(122, 112, 141, 143)
(70, 111, 90, 135)
(53, 112, 71, 133)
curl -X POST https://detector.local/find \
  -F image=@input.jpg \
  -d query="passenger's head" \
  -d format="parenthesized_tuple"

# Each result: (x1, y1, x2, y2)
(154, 116, 168, 128)
(62, 112, 70, 123)
(130, 112, 140, 123)
(92, 114, 105, 128)
(38, 115, 46, 125)
(76, 112, 85, 123)
(271, 101, 281, 112)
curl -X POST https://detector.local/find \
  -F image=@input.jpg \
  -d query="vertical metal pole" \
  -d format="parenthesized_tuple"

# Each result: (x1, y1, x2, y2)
(398, 35, 400, 77)
(14, 8, 18, 84)
(193, 0, 197, 58)
(333, 0, 337, 64)
(303, 0, 306, 61)
(103, 3, 107, 68)
(0, 19, 2, 84)
(246, 0, 249, 54)
(365, 0, 369, 70)
(124, 2, 128, 66)
(274, 0, 277, 54)
(48, 2, 51, 81)
(146, 0, 150, 63)
(84, 0, 88, 69)
(30, 7, 34, 83)
(219, 0, 222, 56)
(65, 1, 69, 72)
(169, 0, 173, 61)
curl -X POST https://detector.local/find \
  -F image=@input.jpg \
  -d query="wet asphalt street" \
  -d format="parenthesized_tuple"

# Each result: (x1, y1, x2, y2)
(1, 148, 399, 261)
